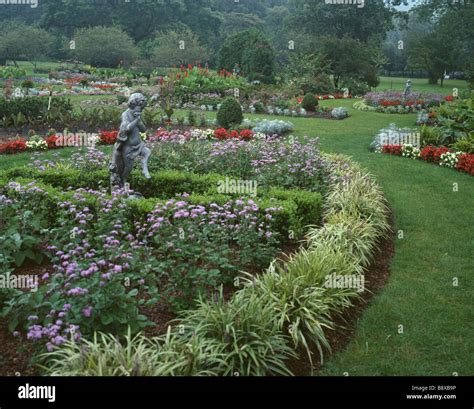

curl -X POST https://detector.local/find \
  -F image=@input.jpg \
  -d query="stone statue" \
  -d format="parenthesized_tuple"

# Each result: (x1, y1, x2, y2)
(109, 93, 151, 190)
(403, 80, 412, 97)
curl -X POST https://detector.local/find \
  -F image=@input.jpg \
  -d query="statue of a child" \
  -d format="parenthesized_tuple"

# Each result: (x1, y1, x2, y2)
(109, 93, 151, 189)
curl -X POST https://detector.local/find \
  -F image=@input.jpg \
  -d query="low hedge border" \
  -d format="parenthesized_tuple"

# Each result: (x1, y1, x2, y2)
(0, 167, 323, 240)
(40, 154, 391, 376)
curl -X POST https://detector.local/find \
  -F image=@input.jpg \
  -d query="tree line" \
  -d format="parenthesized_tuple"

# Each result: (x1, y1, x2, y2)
(0, 0, 472, 88)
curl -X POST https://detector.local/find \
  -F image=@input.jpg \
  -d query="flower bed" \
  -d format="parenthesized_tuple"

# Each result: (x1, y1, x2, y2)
(377, 144, 474, 175)
(0, 131, 390, 375)
(354, 91, 446, 114)
(32, 154, 390, 375)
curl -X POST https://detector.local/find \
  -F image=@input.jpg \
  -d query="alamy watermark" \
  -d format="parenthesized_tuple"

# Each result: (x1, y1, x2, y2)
(0, 0, 38, 8)
(0, 272, 38, 292)
(325, 0, 365, 8)
(55, 131, 99, 148)
(324, 273, 365, 293)
(380, 129, 421, 147)
(217, 177, 258, 198)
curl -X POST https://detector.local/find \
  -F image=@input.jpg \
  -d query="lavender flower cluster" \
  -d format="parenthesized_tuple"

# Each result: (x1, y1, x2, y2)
(149, 133, 330, 192)
(2, 182, 281, 352)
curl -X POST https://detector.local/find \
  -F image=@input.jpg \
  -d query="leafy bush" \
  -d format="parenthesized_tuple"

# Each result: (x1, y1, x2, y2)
(0, 97, 73, 127)
(339, 77, 370, 97)
(302, 94, 318, 112)
(420, 125, 442, 146)
(74, 26, 137, 68)
(218, 29, 275, 84)
(0, 187, 49, 267)
(216, 97, 243, 129)
(0, 66, 26, 79)
(300, 73, 335, 95)
(435, 98, 474, 145)
(451, 134, 474, 153)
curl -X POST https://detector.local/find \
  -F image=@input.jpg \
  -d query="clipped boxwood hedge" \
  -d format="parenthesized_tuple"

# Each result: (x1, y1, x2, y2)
(0, 167, 323, 241)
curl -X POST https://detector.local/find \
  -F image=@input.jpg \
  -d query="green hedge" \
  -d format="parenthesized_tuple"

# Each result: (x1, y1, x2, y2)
(0, 168, 323, 240)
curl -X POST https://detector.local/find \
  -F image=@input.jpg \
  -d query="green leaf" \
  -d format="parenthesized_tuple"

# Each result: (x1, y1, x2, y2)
(128, 289, 138, 297)
(14, 252, 26, 267)
(8, 317, 19, 333)
(101, 314, 114, 325)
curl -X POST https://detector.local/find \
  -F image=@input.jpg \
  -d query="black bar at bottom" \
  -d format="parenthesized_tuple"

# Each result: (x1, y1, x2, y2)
(0, 376, 472, 409)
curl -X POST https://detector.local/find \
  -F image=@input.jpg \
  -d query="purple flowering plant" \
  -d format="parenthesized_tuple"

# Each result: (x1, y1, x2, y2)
(1, 182, 281, 352)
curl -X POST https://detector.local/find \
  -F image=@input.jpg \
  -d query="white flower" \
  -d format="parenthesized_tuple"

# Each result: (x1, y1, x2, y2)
(26, 139, 48, 151)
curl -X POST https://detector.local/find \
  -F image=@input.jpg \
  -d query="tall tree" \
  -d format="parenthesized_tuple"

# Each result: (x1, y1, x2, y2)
(286, 0, 401, 43)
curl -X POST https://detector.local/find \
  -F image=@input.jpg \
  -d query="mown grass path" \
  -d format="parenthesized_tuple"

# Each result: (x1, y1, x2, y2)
(296, 100, 474, 375)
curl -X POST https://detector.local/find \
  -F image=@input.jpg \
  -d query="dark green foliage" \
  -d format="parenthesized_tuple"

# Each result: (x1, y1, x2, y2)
(218, 29, 275, 84)
(216, 97, 243, 129)
(301, 94, 318, 112)
(0, 97, 73, 127)
(0, 168, 323, 242)
(300, 74, 335, 96)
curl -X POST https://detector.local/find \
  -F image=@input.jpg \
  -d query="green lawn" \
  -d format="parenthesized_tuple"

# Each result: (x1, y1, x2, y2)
(293, 101, 474, 376)
(376, 76, 471, 97)
(1, 90, 472, 376)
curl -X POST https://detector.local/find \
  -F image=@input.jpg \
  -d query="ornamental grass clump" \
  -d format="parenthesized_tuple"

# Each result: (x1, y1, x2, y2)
(41, 329, 163, 376)
(242, 251, 359, 368)
(178, 290, 296, 376)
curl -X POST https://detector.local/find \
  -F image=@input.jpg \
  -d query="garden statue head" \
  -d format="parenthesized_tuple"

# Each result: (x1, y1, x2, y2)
(128, 93, 147, 115)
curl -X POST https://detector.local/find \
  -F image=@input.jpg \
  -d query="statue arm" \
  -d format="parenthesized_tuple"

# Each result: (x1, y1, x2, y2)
(126, 117, 141, 132)
(117, 113, 140, 142)
(137, 120, 146, 132)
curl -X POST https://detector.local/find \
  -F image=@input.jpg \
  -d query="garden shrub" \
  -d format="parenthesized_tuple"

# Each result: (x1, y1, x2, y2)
(218, 29, 275, 84)
(0, 97, 73, 127)
(452, 134, 474, 153)
(420, 125, 442, 146)
(252, 119, 294, 135)
(302, 94, 318, 112)
(216, 97, 243, 129)
(299, 74, 335, 96)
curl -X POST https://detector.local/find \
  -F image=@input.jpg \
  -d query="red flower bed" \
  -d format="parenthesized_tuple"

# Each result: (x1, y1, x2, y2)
(456, 153, 474, 175)
(0, 139, 27, 154)
(239, 129, 253, 141)
(381, 100, 401, 107)
(381, 144, 402, 155)
(214, 128, 228, 140)
(99, 130, 118, 145)
(420, 145, 452, 163)
(445, 95, 454, 102)
(45, 135, 59, 149)
(214, 128, 253, 141)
